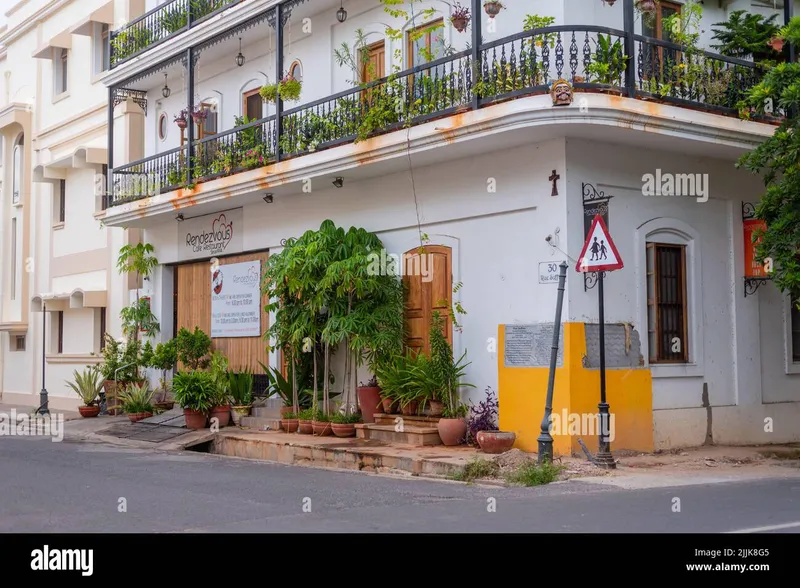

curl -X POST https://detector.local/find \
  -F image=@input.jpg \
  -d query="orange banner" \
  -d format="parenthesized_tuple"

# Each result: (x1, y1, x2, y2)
(743, 219, 767, 278)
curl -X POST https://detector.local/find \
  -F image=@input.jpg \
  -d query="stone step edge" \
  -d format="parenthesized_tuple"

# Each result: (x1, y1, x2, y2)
(356, 424, 440, 434)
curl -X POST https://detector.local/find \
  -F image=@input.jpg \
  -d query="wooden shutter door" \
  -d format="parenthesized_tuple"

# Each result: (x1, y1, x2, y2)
(403, 245, 452, 356)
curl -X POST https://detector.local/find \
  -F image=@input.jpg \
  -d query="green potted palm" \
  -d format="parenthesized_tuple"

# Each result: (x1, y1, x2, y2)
(311, 408, 332, 436)
(172, 370, 215, 429)
(208, 351, 232, 428)
(65, 366, 104, 417)
(118, 381, 156, 423)
(229, 367, 254, 426)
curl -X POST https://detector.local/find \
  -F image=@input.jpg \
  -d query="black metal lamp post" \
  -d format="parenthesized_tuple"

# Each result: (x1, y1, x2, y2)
(38, 302, 49, 415)
(595, 271, 615, 468)
(538, 261, 568, 463)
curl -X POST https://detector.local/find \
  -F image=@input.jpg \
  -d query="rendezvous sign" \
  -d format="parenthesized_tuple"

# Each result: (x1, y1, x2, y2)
(180, 208, 244, 260)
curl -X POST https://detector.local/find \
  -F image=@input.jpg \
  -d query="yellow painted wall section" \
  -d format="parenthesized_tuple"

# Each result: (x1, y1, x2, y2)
(498, 323, 654, 456)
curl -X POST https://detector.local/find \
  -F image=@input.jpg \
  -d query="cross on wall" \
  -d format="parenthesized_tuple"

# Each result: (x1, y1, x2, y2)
(550, 170, 560, 196)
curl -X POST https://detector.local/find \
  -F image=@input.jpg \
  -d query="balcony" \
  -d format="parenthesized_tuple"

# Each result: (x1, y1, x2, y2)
(104, 1, 778, 212)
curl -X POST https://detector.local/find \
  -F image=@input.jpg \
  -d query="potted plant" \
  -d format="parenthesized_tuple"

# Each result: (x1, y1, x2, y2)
(466, 386, 516, 452)
(356, 375, 382, 423)
(175, 327, 212, 370)
(297, 406, 314, 434)
(118, 381, 156, 423)
(450, 2, 471, 33)
(259, 74, 303, 104)
(312, 409, 332, 436)
(174, 109, 188, 129)
(263, 363, 298, 418)
(280, 410, 299, 433)
(208, 351, 232, 428)
(229, 367, 254, 426)
(190, 106, 209, 125)
(483, 0, 504, 18)
(148, 339, 177, 410)
(65, 366, 104, 417)
(98, 334, 140, 415)
(172, 370, 215, 429)
(330, 412, 361, 437)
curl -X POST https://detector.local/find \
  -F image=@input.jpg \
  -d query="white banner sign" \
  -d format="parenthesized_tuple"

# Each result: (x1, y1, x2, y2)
(180, 208, 243, 260)
(538, 261, 564, 284)
(211, 260, 261, 338)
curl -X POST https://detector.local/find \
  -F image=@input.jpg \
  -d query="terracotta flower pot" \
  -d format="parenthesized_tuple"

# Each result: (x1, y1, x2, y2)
(357, 386, 382, 423)
(312, 420, 333, 436)
(451, 16, 468, 32)
(437, 418, 467, 446)
(184, 409, 207, 429)
(484, 2, 502, 18)
(381, 398, 398, 414)
(231, 405, 250, 426)
(175, 117, 187, 129)
(128, 411, 152, 423)
(79, 405, 100, 418)
(297, 419, 313, 434)
(280, 406, 295, 418)
(331, 423, 356, 438)
(769, 38, 785, 52)
(427, 400, 444, 417)
(209, 405, 231, 428)
(401, 400, 418, 416)
(476, 430, 516, 454)
(281, 418, 299, 433)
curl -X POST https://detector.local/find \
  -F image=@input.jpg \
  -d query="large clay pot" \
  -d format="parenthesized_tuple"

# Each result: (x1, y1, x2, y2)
(331, 423, 356, 438)
(381, 398, 398, 414)
(484, 1, 503, 18)
(79, 405, 100, 418)
(184, 409, 207, 430)
(476, 430, 516, 454)
(280, 406, 295, 418)
(297, 419, 313, 434)
(357, 386, 382, 423)
(451, 16, 469, 33)
(438, 418, 467, 446)
(209, 405, 231, 428)
(281, 418, 299, 433)
(312, 420, 332, 436)
(231, 405, 250, 426)
(427, 400, 444, 417)
(128, 411, 153, 423)
(401, 401, 418, 416)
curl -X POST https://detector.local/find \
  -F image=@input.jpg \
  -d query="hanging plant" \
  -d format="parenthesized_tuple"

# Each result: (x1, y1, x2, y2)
(190, 106, 209, 124)
(173, 109, 188, 129)
(259, 83, 278, 103)
(635, 0, 659, 27)
(450, 2, 471, 33)
(483, 0, 504, 18)
(259, 75, 303, 103)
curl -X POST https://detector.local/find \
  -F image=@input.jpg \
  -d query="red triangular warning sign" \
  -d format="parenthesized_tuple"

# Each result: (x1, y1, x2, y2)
(576, 215, 623, 272)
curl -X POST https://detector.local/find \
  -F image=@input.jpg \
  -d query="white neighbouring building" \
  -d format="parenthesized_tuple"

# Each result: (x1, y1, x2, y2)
(2, 0, 799, 452)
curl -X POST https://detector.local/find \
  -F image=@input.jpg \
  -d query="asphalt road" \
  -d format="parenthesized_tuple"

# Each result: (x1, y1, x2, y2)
(0, 436, 799, 533)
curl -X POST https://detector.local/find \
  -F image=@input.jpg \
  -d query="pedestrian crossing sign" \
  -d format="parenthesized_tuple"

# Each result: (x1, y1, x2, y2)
(576, 215, 623, 272)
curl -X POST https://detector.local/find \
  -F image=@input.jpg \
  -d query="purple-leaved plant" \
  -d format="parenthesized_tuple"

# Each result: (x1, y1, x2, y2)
(465, 386, 498, 445)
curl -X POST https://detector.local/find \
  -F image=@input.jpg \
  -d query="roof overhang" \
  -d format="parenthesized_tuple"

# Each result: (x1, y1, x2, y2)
(0, 102, 32, 132)
(32, 29, 72, 60)
(70, 1, 115, 36)
(33, 146, 108, 182)
(31, 289, 108, 312)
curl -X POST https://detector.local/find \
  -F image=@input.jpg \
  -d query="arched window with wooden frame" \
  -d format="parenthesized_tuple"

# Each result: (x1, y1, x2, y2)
(12, 134, 24, 204)
(403, 244, 452, 356)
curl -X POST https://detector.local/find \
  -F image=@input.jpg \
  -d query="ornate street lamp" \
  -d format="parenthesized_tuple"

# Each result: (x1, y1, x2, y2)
(336, 1, 347, 23)
(162, 73, 171, 98)
(235, 37, 245, 67)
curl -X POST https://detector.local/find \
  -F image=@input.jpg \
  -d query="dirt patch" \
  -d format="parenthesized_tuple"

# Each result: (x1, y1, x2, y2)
(487, 449, 612, 481)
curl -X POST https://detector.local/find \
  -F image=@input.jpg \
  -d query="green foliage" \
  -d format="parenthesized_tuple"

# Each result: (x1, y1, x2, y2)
(430, 311, 473, 418)
(117, 242, 158, 280)
(98, 335, 142, 382)
(208, 351, 231, 406)
(297, 408, 315, 420)
(158, 0, 228, 34)
(120, 297, 160, 339)
(449, 456, 500, 483)
(522, 14, 556, 47)
(737, 17, 800, 302)
(65, 366, 104, 406)
(585, 34, 628, 85)
(281, 411, 297, 419)
(504, 461, 564, 486)
(229, 367, 254, 406)
(330, 412, 362, 424)
(334, 28, 374, 86)
(711, 10, 781, 63)
(171, 370, 216, 412)
(118, 381, 155, 414)
(175, 327, 212, 370)
(259, 76, 303, 103)
(111, 27, 154, 64)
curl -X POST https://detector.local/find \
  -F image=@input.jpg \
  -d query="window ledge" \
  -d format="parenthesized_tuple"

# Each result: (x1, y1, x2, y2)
(52, 91, 70, 104)
(786, 362, 800, 375)
(46, 354, 102, 365)
(650, 363, 703, 378)
(12, 202, 23, 208)
(52, 222, 65, 231)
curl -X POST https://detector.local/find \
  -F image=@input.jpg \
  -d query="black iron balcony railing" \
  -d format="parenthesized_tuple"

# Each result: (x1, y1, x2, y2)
(107, 25, 771, 208)
(110, 0, 241, 68)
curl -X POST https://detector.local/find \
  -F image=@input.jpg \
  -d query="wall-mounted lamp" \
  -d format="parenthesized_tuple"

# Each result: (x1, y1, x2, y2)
(332, 177, 344, 188)
(176, 213, 184, 221)
(263, 193, 273, 203)
(162, 73, 171, 98)
(336, 1, 347, 23)
(236, 37, 245, 67)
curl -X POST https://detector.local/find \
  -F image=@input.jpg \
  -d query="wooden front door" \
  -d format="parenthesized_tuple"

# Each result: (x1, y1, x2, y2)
(362, 40, 385, 84)
(175, 251, 270, 372)
(403, 245, 452, 356)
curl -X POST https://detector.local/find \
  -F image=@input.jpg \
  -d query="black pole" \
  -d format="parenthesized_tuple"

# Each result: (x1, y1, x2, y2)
(538, 261, 568, 464)
(622, 0, 636, 97)
(39, 303, 49, 415)
(275, 4, 284, 163)
(186, 47, 194, 184)
(107, 88, 114, 209)
(596, 271, 615, 468)
(786, 0, 796, 64)
(470, 0, 481, 111)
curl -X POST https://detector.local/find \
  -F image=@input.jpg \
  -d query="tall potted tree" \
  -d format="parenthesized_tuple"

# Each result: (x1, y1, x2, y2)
(148, 339, 177, 410)
(117, 242, 159, 343)
(208, 351, 232, 428)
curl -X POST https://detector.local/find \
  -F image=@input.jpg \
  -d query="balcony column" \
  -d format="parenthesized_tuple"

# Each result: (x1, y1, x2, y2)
(470, 0, 481, 111)
(786, 0, 796, 64)
(275, 3, 284, 162)
(622, 0, 636, 97)
(107, 88, 114, 208)
(186, 47, 195, 184)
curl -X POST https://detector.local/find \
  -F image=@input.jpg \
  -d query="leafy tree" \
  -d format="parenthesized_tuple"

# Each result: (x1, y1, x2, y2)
(117, 242, 160, 341)
(711, 10, 781, 63)
(175, 327, 212, 370)
(737, 18, 800, 302)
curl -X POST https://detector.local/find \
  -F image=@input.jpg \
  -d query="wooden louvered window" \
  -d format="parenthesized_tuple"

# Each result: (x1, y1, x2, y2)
(646, 243, 688, 363)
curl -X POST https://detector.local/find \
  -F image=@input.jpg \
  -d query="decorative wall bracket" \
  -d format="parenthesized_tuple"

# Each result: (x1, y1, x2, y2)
(112, 88, 148, 115)
(266, 0, 309, 29)
(744, 277, 770, 297)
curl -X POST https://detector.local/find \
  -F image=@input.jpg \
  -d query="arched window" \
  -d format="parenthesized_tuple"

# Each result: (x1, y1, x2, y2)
(12, 134, 23, 204)
(288, 60, 303, 83)
(158, 113, 168, 141)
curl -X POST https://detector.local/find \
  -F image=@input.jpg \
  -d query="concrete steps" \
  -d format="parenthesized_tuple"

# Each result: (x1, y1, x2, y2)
(373, 414, 441, 427)
(252, 406, 282, 418)
(355, 423, 442, 446)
